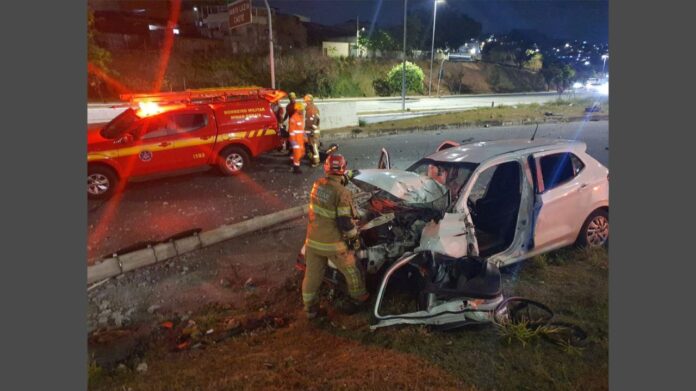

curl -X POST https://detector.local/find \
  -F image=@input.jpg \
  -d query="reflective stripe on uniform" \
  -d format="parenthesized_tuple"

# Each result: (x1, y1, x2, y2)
(305, 238, 347, 252)
(337, 206, 352, 217)
(310, 204, 336, 218)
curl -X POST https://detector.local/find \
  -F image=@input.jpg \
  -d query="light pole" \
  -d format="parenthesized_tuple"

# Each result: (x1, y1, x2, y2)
(262, 0, 275, 89)
(401, 0, 408, 111)
(428, 0, 444, 96)
(601, 54, 609, 75)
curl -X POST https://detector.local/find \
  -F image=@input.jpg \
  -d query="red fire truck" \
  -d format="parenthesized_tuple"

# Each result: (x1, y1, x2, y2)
(87, 87, 286, 199)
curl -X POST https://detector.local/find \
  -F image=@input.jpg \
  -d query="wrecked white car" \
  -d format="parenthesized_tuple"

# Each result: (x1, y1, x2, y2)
(299, 138, 609, 329)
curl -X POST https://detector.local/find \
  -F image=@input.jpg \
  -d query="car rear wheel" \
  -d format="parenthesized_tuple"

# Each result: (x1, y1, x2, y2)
(88, 165, 119, 200)
(577, 209, 609, 247)
(218, 146, 250, 176)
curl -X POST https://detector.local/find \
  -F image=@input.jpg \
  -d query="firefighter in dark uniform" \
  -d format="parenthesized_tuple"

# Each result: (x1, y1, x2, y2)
(302, 154, 369, 318)
(281, 92, 298, 153)
(304, 94, 321, 167)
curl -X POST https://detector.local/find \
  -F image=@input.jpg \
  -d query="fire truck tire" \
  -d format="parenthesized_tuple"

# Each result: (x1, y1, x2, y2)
(88, 165, 119, 200)
(218, 146, 250, 176)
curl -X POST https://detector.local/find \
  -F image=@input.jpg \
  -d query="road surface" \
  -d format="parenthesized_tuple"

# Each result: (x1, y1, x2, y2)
(87, 120, 608, 263)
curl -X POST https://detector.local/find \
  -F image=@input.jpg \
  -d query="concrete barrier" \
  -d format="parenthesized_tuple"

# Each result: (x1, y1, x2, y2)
(315, 101, 359, 130)
(86, 102, 358, 130)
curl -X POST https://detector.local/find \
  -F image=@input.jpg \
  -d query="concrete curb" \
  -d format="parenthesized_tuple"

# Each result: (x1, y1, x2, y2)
(87, 205, 308, 284)
(322, 115, 609, 141)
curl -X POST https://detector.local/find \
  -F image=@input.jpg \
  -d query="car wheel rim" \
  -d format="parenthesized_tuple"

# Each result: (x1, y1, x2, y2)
(225, 153, 244, 172)
(88, 173, 110, 195)
(586, 215, 609, 246)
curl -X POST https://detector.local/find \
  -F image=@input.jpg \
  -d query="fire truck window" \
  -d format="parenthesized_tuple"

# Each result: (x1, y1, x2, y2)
(142, 117, 174, 140)
(171, 113, 208, 133)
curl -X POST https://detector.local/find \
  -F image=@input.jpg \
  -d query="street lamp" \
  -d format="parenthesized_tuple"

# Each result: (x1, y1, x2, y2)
(401, 0, 408, 111)
(601, 54, 609, 75)
(428, 0, 444, 96)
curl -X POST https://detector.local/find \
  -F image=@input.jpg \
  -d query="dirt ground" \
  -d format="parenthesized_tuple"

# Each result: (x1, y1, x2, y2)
(87, 218, 608, 391)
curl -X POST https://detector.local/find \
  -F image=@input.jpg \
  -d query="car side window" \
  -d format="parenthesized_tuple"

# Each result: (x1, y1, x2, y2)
(468, 166, 496, 203)
(539, 153, 579, 191)
(141, 113, 208, 140)
(142, 116, 174, 140)
(170, 113, 208, 134)
(570, 154, 585, 175)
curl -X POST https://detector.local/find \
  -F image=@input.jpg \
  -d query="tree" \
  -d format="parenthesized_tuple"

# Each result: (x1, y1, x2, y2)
(88, 8, 113, 100)
(386, 61, 425, 94)
(524, 52, 543, 72)
(542, 62, 576, 94)
(359, 30, 398, 53)
(432, 12, 482, 50)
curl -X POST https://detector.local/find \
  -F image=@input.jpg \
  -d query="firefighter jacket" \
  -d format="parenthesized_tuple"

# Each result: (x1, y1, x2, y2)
(283, 100, 297, 123)
(305, 102, 321, 133)
(305, 175, 358, 255)
(288, 111, 305, 141)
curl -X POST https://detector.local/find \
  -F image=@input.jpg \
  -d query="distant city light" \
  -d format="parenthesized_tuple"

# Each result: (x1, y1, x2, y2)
(584, 61, 590, 66)
(193, 6, 198, 12)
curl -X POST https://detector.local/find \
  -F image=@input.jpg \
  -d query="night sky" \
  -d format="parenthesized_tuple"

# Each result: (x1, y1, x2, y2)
(268, 0, 608, 43)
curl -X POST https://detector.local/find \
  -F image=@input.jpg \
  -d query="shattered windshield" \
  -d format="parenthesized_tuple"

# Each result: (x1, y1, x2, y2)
(101, 108, 140, 139)
(407, 159, 478, 207)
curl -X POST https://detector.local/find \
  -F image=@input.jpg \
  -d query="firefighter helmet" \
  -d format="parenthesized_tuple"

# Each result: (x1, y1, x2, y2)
(294, 102, 306, 112)
(324, 154, 347, 175)
(289, 92, 297, 100)
(304, 94, 314, 102)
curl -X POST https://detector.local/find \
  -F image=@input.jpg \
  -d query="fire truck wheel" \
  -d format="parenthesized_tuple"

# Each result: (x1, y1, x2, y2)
(88, 165, 119, 200)
(218, 146, 250, 176)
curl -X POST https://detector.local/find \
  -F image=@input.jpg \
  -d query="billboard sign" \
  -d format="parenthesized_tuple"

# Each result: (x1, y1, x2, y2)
(228, 0, 252, 30)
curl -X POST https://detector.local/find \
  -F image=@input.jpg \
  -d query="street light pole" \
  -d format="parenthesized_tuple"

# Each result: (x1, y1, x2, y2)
(428, 0, 440, 96)
(401, 0, 408, 111)
(601, 54, 608, 75)
(263, 0, 275, 89)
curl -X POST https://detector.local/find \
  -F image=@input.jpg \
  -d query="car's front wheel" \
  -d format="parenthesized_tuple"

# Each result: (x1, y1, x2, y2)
(577, 209, 609, 247)
(88, 165, 119, 200)
(218, 146, 250, 176)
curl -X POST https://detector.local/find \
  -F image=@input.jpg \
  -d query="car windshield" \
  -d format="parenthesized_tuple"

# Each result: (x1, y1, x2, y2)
(407, 158, 478, 209)
(101, 109, 140, 139)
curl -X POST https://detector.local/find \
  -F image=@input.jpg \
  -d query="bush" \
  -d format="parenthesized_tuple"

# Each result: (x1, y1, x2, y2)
(386, 61, 425, 95)
(372, 78, 392, 96)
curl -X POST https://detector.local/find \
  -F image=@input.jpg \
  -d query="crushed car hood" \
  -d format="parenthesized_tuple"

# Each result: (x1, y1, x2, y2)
(351, 169, 449, 211)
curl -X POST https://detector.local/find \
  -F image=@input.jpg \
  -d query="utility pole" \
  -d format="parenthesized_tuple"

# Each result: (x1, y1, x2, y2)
(263, 0, 275, 88)
(401, 0, 408, 111)
(428, 0, 441, 96)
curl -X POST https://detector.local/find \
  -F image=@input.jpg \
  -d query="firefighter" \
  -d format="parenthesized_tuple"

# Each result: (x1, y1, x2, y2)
(281, 92, 297, 156)
(304, 94, 321, 167)
(302, 154, 369, 318)
(288, 101, 306, 174)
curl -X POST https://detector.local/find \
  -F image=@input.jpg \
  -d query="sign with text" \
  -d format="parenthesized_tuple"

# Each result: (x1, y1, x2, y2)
(228, 0, 252, 30)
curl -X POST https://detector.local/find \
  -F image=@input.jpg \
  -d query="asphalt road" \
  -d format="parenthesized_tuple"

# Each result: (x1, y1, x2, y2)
(87, 120, 608, 263)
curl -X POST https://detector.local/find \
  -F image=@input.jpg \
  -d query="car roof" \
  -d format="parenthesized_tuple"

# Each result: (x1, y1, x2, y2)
(425, 138, 586, 164)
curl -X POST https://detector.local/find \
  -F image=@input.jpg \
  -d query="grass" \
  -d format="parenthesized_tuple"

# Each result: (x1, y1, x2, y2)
(332, 97, 608, 136)
(89, 246, 607, 391)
